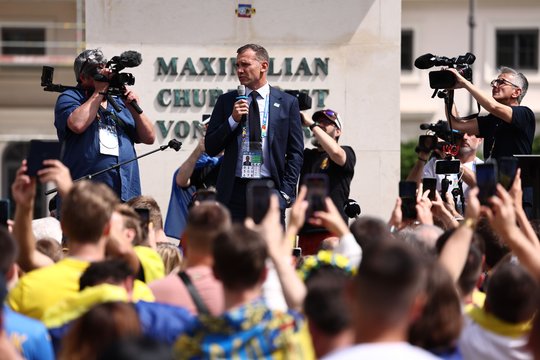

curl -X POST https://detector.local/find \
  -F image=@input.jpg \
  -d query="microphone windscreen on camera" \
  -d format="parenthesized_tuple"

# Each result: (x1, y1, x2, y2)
(119, 51, 142, 68)
(414, 53, 436, 69)
(168, 139, 182, 151)
(419, 123, 432, 130)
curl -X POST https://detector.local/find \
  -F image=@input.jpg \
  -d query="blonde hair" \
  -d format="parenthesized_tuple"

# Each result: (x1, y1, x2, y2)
(156, 242, 183, 274)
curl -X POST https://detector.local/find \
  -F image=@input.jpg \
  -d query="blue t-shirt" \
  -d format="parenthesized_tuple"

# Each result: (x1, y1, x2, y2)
(54, 87, 141, 201)
(164, 153, 222, 240)
(4, 305, 55, 360)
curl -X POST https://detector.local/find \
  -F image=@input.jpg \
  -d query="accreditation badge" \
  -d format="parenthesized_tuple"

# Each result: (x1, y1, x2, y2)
(241, 148, 263, 179)
(98, 121, 119, 156)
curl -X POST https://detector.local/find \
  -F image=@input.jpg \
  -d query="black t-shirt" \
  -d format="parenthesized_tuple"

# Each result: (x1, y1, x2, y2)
(299, 145, 356, 233)
(477, 106, 535, 159)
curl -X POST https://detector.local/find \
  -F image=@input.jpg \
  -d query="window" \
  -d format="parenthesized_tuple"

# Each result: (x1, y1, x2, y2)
(1, 27, 45, 55)
(496, 29, 538, 70)
(401, 30, 414, 71)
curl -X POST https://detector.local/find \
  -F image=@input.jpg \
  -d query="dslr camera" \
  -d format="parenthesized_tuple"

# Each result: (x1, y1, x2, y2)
(414, 52, 476, 89)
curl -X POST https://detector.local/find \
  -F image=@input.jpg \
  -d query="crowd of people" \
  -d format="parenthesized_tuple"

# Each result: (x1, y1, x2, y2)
(0, 42, 539, 359)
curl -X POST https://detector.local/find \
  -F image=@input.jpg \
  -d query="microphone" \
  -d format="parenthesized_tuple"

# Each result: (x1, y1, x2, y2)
(116, 51, 143, 68)
(160, 139, 182, 151)
(237, 85, 247, 99)
(414, 53, 436, 69)
(168, 139, 182, 151)
(419, 123, 432, 130)
(46, 139, 182, 196)
(237, 85, 247, 123)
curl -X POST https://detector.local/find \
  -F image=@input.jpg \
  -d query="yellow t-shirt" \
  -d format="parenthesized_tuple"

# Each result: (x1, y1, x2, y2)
(8, 255, 158, 321)
(134, 245, 165, 283)
(42, 282, 155, 329)
(8, 258, 89, 320)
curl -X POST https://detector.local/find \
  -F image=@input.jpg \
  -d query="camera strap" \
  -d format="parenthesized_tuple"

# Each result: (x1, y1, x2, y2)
(444, 91, 481, 121)
(177, 271, 211, 315)
(444, 91, 481, 143)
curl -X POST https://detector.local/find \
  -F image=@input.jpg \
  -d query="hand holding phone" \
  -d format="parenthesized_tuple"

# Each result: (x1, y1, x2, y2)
(497, 157, 518, 190)
(422, 178, 437, 201)
(247, 179, 275, 224)
(304, 174, 329, 219)
(26, 140, 61, 177)
(476, 163, 498, 206)
(399, 181, 418, 220)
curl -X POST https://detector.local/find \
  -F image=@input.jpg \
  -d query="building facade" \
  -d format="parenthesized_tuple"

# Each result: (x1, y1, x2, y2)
(21, 1, 539, 223)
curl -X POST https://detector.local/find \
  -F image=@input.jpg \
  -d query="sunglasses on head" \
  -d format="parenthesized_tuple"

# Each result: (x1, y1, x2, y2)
(323, 109, 337, 119)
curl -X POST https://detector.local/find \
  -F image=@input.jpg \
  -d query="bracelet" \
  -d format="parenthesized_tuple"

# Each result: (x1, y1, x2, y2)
(309, 122, 319, 131)
(417, 157, 428, 162)
(462, 217, 476, 229)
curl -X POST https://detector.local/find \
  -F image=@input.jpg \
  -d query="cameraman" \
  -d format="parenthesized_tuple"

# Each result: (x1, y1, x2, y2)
(407, 131, 482, 213)
(54, 49, 155, 202)
(446, 66, 535, 160)
(299, 109, 356, 255)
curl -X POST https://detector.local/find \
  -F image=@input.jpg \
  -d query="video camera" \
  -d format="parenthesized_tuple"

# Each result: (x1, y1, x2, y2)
(417, 120, 462, 160)
(414, 52, 475, 89)
(284, 90, 312, 111)
(93, 51, 141, 96)
(41, 50, 143, 114)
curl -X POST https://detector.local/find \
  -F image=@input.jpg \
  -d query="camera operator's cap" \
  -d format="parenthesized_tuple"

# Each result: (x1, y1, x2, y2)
(312, 109, 342, 130)
(74, 48, 107, 81)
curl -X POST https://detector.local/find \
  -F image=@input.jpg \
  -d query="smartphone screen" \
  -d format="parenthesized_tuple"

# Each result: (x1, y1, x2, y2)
(435, 159, 461, 175)
(497, 157, 518, 190)
(476, 163, 498, 205)
(134, 208, 150, 227)
(247, 179, 275, 224)
(422, 178, 437, 201)
(304, 174, 329, 219)
(399, 181, 417, 220)
(0, 199, 10, 227)
(26, 140, 61, 177)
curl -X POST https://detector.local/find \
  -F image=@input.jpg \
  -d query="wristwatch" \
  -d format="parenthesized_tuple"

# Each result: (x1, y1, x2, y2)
(279, 191, 292, 208)
(309, 122, 319, 131)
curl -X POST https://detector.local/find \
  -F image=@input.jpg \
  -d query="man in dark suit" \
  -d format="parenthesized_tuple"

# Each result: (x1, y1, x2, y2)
(205, 44, 304, 222)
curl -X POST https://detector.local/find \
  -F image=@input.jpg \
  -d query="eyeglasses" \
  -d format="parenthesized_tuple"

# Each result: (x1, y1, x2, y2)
(490, 78, 520, 89)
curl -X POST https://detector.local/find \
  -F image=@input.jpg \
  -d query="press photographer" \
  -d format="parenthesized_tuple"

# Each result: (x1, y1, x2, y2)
(53, 49, 155, 203)
(447, 66, 534, 161)
(407, 120, 482, 215)
(414, 52, 535, 161)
